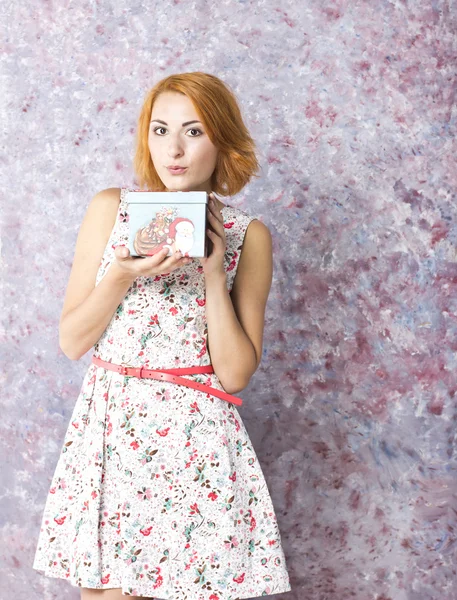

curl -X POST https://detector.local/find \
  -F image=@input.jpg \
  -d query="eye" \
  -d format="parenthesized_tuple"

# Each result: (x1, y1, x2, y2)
(152, 127, 203, 137)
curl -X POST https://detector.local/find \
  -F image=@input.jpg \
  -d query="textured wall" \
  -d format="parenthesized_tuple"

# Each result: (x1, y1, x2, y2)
(2, 0, 457, 599)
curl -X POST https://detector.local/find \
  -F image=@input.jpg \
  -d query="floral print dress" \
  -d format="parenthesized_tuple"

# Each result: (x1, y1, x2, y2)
(32, 187, 292, 599)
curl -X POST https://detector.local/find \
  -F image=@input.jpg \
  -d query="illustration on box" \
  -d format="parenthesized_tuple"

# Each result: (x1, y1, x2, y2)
(132, 205, 198, 257)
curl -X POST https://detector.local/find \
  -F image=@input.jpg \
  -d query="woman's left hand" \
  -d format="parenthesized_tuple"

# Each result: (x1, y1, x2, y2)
(197, 193, 226, 279)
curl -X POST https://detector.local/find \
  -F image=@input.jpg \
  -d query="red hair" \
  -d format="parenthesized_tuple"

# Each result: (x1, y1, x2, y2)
(133, 72, 261, 196)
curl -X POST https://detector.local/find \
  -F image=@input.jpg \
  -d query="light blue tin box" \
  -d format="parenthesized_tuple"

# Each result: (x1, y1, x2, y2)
(125, 190, 209, 258)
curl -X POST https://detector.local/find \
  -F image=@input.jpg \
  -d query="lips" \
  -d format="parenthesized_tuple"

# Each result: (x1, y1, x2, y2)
(167, 167, 187, 174)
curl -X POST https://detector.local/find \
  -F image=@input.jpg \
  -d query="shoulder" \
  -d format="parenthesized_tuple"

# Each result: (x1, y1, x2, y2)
(244, 218, 271, 246)
(224, 205, 271, 243)
(240, 217, 272, 258)
(76, 188, 123, 244)
(231, 217, 273, 292)
(86, 187, 122, 221)
(91, 187, 122, 205)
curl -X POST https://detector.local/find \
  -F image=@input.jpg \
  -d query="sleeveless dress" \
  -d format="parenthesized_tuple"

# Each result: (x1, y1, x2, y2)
(32, 187, 292, 599)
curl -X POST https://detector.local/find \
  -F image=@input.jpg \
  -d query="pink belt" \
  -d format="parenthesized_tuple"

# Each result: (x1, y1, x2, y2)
(91, 355, 243, 407)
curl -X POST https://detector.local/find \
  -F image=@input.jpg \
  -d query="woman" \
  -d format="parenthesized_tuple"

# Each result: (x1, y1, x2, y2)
(33, 71, 292, 600)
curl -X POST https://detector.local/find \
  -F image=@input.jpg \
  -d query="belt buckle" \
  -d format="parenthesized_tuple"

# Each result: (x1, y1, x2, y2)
(138, 366, 144, 379)
(120, 365, 129, 376)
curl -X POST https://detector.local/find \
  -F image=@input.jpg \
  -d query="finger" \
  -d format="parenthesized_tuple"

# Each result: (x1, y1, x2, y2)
(207, 228, 221, 241)
(207, 208, 222, 227)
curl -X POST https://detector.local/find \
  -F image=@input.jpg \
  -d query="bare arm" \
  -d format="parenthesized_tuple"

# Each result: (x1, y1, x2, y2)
(205, 219, 273, 394)
(59, 188, 133, 360)
(60, 261, 134, 360)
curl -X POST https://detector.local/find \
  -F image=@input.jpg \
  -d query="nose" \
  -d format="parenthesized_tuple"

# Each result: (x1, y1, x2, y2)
(167, 135, 185, 157)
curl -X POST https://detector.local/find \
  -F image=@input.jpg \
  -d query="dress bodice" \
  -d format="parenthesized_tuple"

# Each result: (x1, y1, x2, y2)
(93, 187, 259, 370)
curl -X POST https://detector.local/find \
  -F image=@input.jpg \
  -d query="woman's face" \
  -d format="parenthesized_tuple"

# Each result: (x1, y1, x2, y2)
(148, 91, 219, 193)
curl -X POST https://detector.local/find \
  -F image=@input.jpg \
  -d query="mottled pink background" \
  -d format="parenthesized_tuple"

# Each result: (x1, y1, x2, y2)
(2, 0, 457, 599)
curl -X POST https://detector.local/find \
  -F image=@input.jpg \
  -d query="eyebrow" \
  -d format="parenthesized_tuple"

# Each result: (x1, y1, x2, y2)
(150, 119, 202, 127)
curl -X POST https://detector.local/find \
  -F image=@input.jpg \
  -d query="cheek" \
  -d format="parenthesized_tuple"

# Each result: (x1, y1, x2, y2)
(195, 143, 218, 167)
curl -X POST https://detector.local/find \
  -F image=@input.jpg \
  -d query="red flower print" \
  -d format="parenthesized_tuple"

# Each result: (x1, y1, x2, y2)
(209, 595, 220, 600)
(130, 441, 139, 450)
(233, 572, 245, 584)
(139, 526, 153, 536)
(224, 221, 235, 229)
(153, 574, 163, 589)
(156, 427, 170, 437)
(227, 257, 237, 272)
(189, 502, 200, 515)
(170, 306, 178, 315)
(208, 491, 218, 501)
(101, 574, 111, 584)
(250, 515, 256, 531)
(54, 516, 67, 525)
(229, 471, 237, 481)
(196, 298, 206, 306)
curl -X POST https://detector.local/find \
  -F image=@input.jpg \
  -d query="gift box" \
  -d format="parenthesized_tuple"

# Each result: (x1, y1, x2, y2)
(125, 190, 209, 258)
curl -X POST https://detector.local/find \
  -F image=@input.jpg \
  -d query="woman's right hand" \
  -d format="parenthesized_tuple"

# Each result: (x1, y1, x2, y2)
(112, 245, 192, 282)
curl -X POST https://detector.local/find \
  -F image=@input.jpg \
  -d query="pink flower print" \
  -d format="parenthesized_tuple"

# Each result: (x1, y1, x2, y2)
(209, 595, 220, 600)
(229, 471, 237, 482)
(208, 491, 218, 501)
(140, 526, 153, 536)
(101, 574, 111, 584)
(91, 490, 98, 499)
(130, 440, 139, 450)
(196, 297, 206, 306)
(224, 221, 235, 229)
(137, 487, 153, 500)
(224, 535, 239, 550)
(170, 306, 178, 315)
